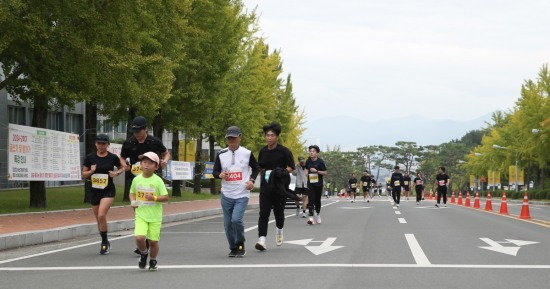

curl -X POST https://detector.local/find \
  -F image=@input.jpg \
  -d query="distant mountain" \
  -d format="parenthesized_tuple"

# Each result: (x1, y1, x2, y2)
(302, 114, 492, 149)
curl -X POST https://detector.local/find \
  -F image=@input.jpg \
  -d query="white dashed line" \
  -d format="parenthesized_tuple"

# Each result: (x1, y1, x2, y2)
(398, 218, 407, 224)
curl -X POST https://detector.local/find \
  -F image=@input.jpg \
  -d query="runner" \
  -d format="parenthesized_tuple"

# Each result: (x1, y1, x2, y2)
(82, 134, 125, 255)
(385, 177, 391, 198)
(403, 171, 412, 201)
(213, 126, 259, 258)
(371, 174, 377, 198)
(390, 166, 404, 207)
(292, 156, 308, 218)
(435, 167, 450, 207)
(120, 116, 170, 254)
(255, 122, 295, 251)
(413, 171, 425, 205)
(129, 152, 169, 271)
(305, 145, 328, 225)
(325, 180, 331, 198)
(348, 173, 358, 203)
(360, 170, 371, 203)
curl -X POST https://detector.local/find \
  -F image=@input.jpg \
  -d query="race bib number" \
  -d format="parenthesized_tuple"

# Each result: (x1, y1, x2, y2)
(136, 186, 156, 206)
(226, 170, 243, 184)
(438, 180, 446, 186)
(91, 174, 109, 189)
(394, 181, 400, 186)
(309, 173, 319, 184)
(404, 181, 409, 186)
(416, 180, 423, 185)
(363, 182, 369, 187)
(131, 162, 143, 176)
(264, 170, 272, 182)
(350, 183, 356, 188)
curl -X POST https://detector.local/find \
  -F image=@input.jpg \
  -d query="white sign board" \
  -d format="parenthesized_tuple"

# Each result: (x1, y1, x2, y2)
(165, 160, 193, 180)
(8, 123, 81, 181)
(107, 143, 122, 157)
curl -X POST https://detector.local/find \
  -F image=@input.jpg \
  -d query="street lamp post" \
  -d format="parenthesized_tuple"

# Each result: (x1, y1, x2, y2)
(493, 144, 518, 192)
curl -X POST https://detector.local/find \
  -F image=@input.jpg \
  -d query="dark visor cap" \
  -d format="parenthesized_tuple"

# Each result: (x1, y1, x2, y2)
(95, 134, 110, 143)
(225, 126, 242, 138)
(130, 116, 147, 132)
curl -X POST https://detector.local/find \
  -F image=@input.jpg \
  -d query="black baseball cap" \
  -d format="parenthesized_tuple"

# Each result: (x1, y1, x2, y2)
(131, 116, 147, 132)
(225, 126, 242, 138)
(95, 134, 110, 143)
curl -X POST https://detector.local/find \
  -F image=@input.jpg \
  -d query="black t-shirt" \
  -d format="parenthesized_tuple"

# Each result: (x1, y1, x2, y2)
(436, 173, 449, 191)
(305, 157, 327, 187)
(390, 172, 404, 189)
(403, 176, 412, 187)
(83, 152, 122, 194)
(360, 175, 371, 188)
(258, 144, 295, 191)
(120, 135, 167, 166)
(348, 178, 358, 190)
(413, 177, 424, 188)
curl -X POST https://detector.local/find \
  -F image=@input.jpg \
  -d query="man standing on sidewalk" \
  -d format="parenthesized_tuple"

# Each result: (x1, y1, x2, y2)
(255, 122, 295, 251)
(120, 116, 170, 254)
(213, 126, 259, 258)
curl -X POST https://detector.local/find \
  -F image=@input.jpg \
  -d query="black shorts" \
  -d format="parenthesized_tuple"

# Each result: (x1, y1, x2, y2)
(403, 186, 410, 191)
(350, 188, 357, 193)
(362, 186, 370, 193)
(295, 187, 308, 196)
(89, 190, 116, 206)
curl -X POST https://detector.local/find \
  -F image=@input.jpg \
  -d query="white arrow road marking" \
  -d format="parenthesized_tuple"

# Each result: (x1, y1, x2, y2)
(505, 239, 540, 246)
(284, 239, 313, 246)
(304, 237, 344, 256)
(479, 238, 520, 256)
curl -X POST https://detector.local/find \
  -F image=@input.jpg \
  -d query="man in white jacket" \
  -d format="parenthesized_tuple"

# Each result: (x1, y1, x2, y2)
(213, 126, 259, 258)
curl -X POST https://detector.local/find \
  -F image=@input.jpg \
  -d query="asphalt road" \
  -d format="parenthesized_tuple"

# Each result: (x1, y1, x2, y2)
(1, 196, 549, 289)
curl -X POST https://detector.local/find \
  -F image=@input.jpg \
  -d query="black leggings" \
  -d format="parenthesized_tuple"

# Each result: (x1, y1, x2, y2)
(392, 188, 401, 204)
(437, 188, 448, 204)
(415, 187, 423, 202)
(308, 185, 323, 216)
(258, 193, 285, 237)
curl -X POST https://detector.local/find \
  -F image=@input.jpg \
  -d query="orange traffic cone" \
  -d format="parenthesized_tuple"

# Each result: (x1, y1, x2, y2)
(473, 192, 481, 209)
(457, 191, 463, 205)
(465, 192, 471, 207)
(429, 191, 432, 200)
(450, 191, 456, 204)
(485, 191, 493, 211)
(519, 192, 531, 219)
(499, 192, 509, 215)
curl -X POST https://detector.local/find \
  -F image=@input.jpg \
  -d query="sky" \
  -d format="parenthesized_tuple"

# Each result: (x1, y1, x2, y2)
(242, 0, 550, 127)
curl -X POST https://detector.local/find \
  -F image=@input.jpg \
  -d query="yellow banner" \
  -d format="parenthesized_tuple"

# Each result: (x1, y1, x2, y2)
(487, 170, 501, 186)
(508, 166, 524, 186)
(178, 140, 196, 162)
(470, 175, 475, 188)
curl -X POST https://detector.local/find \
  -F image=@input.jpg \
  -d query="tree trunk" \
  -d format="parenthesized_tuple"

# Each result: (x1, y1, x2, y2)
(193, 133, 203, 194)
(123, 108, 136, 201)
(209, 136, 217, 194)
(29, 94, 48, 208)
(83, 101, 97, 203)
(171, 131, 181, 197)
(152, 111, 163, 140)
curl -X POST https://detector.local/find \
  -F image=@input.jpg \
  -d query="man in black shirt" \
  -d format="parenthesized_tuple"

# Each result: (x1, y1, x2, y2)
(305, 145, 327, 225)
(435, 167, 450, 207)
(390, 165, 404, 207)
(348, 173, 358, 203)
(403, 171, 412, 201)
(255, 122, 295, 251)
(360, 171, 372, 203)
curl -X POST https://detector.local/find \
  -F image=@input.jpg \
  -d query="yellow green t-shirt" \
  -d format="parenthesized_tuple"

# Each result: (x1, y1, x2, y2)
(130, 174, 168, 222)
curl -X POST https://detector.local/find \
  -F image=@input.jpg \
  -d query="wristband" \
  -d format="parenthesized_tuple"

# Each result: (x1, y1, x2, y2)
(154, 195, 158, 202)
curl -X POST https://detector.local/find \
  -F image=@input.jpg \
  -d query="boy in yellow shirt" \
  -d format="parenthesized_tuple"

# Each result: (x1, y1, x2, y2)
(130, 152, 169, 270)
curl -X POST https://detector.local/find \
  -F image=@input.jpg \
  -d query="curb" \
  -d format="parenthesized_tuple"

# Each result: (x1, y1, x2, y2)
(0, 204, 259, 252)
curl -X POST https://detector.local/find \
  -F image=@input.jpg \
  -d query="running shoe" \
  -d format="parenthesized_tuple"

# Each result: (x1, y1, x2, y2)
(138, 253, 148, 269)
(435, 203, 439, 208)
(367, 199, 370, 203)
(444, 204, 447, 207)
(228, 249, 237, 257)
(236, 244, 246, 257)
(416, 202, 419, 205)
(315, 215, 322, 224)
(255, 239, 267, 251)
(134, 248, 141, 255)
(148, 259, 158, 271)
(296, 207, 300, 216)
(307, 216, 314, 225)
(301, 211, 306, 218)
(100, 242, 110, 255)
(276, 230, 283, 246)
(396, 204, 400, 207)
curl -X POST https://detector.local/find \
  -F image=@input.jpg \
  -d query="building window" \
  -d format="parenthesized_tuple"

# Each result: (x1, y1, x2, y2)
(8, 106, 26, 125)
(66, 113, 83, 137)
(46, 111, 62, 130)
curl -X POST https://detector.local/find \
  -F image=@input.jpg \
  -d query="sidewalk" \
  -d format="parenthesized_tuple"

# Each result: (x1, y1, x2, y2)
(0, 195, 259, 251)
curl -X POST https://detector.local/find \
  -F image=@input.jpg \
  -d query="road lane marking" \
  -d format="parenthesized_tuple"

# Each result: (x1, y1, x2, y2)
(395, 211, 401, 215)
(405, 234, 431, 265)
(2, 264, 550, 271)
(398, 218, 407, 223)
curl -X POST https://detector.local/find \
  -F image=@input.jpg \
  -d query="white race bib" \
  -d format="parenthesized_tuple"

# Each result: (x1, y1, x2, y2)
(438, 180, 446, 186)
(404, 181, 409, 186)
(309, 173, 319, 184)
(135, 186, 156, 206)
(91, 174, 109, 189)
